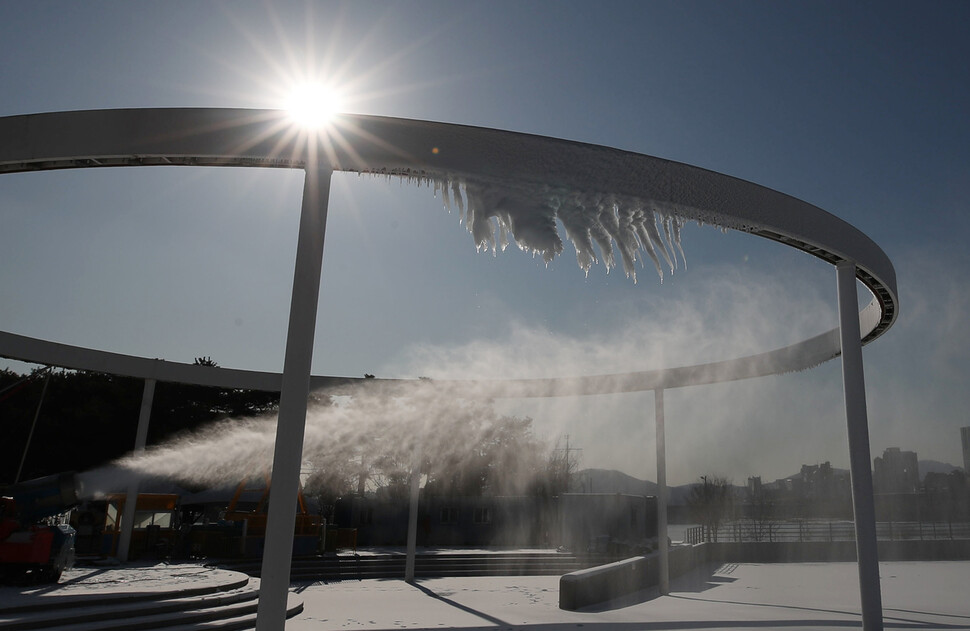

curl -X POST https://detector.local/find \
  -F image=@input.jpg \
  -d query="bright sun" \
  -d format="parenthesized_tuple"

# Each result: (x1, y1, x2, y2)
(285, 83, 342, 128)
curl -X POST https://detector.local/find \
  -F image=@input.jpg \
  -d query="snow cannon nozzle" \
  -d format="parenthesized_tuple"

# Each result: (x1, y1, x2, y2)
(1, 472, 79, 525)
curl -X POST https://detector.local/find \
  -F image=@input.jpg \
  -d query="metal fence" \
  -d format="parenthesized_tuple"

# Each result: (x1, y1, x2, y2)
(683, 520, 970, 544)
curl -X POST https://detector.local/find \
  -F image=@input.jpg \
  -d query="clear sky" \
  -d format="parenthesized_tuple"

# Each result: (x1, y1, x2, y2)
(1, 0, 969, 485)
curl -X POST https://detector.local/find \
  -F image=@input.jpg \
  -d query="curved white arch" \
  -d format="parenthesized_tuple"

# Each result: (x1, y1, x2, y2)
(1, 108, 895, 629)
(0, 108, 898, 395)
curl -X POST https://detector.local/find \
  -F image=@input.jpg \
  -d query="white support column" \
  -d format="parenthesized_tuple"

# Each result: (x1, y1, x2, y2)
(655, 388, 669, 595)
(836, 260, 884, 631)
(405, 451, 423, 583)
(117, 377, 155, 562)
(256, 165, 333, 631)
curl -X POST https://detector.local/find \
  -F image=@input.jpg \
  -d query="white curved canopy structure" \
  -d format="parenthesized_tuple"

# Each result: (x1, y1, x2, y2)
(0, 108, 897, 394)
(0, 109, 895, 631)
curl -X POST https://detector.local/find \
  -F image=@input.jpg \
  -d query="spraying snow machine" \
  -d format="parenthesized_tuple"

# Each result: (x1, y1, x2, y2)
(0, 472, 78, 583)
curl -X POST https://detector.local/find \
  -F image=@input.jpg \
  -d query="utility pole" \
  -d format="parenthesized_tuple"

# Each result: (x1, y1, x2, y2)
(557, 435, 583, 493)
(15, 366, 53, 484)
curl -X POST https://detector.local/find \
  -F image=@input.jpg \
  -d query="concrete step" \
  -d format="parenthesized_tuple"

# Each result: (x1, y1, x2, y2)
(2, 593, 302, 631)
(0, 575, 251, 615)
(219, 552, 614, 581)
(31, 594, 303, 631)
(29, 600, 259, 631)
(0, 569, 302, 631)
(156, 603, 301, 631)
(1, 584, 258, 630)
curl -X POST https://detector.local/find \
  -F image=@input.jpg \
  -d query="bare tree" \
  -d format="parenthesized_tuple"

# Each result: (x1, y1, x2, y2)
(747, 485, 778, 542)
(687, 475, 734, 542)
(540, 435, 582, 496)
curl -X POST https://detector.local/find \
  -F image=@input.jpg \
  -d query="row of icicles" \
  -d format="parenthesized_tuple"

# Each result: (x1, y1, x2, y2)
(363, 170, 688, 283)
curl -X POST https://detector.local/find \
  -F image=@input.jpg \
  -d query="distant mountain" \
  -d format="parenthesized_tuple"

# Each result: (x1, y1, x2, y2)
(576, 468, 696, 505)
(919, 460, 963, 479)
(579, 468, 657, 496)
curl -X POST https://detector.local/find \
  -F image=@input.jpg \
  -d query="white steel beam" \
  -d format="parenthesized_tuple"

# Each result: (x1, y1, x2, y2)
(256, 165, 333, 631)
(837, 260, 883, 631)
(116, 377, 155, 562)
(655, 388, 669, 595)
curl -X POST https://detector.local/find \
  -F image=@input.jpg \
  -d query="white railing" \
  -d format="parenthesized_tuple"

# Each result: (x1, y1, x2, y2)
(684, 520, 970, 543)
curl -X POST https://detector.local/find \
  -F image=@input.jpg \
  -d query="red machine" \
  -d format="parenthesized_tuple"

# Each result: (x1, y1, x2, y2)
(0, 472, 78, 583)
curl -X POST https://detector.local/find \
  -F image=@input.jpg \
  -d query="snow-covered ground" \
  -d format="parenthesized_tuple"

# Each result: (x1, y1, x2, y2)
(3, 561, 967, 630)
(290, 561, 970, 630)
(0, 563, 245, 610)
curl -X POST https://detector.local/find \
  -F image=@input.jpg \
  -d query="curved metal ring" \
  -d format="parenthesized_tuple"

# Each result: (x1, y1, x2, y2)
(0, 108, 897, 396)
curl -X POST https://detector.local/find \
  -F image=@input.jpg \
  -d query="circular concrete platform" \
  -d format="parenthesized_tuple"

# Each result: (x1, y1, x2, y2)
(0, 563, 301, 630)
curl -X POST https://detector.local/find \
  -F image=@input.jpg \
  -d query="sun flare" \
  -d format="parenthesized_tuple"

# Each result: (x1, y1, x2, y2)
(284, 83, 342, 128)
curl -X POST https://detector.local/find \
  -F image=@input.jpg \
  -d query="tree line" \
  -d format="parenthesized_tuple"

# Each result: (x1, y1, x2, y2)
(1, 365, 279, 484)
(1, 366, 577, 501)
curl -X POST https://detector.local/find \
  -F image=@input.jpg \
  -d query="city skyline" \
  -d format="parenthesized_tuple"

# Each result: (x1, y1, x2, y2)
(581, 441, 965, 490)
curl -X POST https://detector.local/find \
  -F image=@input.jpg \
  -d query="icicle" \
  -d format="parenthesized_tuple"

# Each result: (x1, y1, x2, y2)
(498, 218, 509, 252)
(606, 201, 645, 282)
(357, 168, 696, 286)
(451, 179, 465, 216)
(587, 196, 616, 273)
(633, 216, 664, 281)
(669, 215, 688, 271)
(640, 209, 675, 275)
(433, 177, 445, 206)
(556, 195, 598, 274)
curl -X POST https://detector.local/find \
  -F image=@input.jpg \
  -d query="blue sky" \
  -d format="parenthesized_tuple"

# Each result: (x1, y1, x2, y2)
(1, 1, 968, 484)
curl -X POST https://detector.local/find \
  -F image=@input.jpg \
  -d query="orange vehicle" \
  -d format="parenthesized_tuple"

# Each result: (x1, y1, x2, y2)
(219, 476, 359, 556)
(222, 476, 322, 537)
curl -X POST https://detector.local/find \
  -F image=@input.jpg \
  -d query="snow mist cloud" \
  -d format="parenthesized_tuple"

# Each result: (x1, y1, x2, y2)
(383, 263, 846, 485)
(94, 382, 546, 496)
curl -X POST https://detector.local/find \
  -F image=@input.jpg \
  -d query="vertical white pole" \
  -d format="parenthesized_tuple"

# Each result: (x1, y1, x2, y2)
(655, 388, 669, 595)
(836, 260, 884, 631)
(256, 165, 333, 631)
(117, 377, 155, 561)
(405, 451, 422, 583)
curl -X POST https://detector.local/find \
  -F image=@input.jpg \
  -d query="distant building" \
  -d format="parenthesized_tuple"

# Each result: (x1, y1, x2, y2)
(746, 476, 763, 497)
(753, 463, 851, 519)
(962, 427, 970, 477)
(799, 462, 849, 500)
(873, 447, 919, 494)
